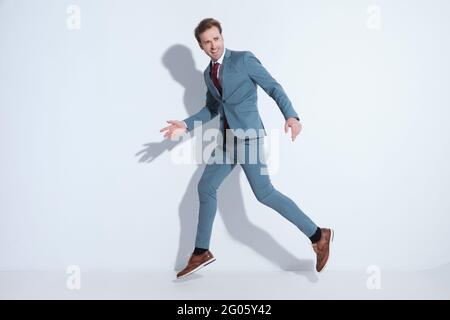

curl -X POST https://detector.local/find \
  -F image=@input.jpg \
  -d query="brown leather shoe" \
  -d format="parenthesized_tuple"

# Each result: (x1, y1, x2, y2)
(176, 250, 216, 279)
(312, 228, 334, 273)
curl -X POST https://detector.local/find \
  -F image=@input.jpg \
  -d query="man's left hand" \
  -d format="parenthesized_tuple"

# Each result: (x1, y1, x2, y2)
(285, 117, 302, 142)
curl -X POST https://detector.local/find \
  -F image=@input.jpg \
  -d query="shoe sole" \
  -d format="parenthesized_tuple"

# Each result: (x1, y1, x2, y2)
(176, 257, 216, 279)
(318, 228, 334, 273)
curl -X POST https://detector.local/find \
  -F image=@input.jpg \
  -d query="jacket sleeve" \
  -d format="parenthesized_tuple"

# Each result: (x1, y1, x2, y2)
(244, 51, 299, 121)
(182, 89, 219, 132)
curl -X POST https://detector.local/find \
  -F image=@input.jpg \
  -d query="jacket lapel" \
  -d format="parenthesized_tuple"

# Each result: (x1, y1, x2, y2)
(219, 49, 231, 98)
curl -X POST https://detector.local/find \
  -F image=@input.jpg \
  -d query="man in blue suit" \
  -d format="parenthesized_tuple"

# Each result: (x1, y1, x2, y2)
(160, 18, 333, 278)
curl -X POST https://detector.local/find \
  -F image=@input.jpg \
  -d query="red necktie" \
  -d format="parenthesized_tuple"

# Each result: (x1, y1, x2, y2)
(211, 62, 222, 95)
(211, 62, 229, 132)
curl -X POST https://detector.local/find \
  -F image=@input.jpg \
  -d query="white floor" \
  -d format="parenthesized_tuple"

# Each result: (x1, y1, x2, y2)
(1, 266, 449, 299)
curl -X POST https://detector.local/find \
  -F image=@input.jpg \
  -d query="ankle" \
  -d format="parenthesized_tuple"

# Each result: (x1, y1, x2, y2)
(193, 247, 208, 255)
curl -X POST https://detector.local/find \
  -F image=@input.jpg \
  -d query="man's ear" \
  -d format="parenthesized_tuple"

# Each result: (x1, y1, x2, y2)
(198, 42, 203, 50)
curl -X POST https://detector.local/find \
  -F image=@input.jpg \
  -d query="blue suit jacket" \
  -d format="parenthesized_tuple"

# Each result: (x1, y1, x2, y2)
(183, 49, 299, 138)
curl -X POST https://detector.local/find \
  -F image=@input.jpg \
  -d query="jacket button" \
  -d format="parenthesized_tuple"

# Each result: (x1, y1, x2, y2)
(223, 100, 226, 103)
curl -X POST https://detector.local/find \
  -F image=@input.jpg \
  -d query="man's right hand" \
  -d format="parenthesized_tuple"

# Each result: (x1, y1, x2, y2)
(159, 120, 187, 139)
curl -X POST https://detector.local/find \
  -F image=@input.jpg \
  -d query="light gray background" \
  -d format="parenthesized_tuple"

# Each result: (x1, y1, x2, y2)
(1, 0, 450, 298)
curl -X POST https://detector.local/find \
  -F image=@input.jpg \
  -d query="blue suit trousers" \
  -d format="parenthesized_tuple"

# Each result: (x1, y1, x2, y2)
(195, 136, 318, 249)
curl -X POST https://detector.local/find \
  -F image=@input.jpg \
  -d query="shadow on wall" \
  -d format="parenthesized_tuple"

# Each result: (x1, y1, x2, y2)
(135, 44, 315, 281)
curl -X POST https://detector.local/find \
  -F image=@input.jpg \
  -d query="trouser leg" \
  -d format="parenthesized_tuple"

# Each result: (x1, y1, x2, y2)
(195, 147, 236, 249)
(239, 138, 318, 238)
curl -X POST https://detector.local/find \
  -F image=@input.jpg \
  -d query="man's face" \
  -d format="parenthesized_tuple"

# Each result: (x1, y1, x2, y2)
(198, 26, 224, 61)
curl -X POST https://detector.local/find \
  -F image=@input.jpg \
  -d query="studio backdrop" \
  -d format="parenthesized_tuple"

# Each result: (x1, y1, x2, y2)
(1, 0, 449, 277)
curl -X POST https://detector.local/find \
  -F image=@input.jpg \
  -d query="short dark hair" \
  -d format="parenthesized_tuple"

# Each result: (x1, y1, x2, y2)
(194, 18, 222, 43)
